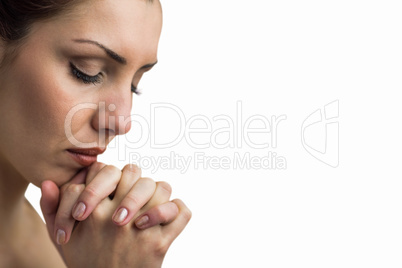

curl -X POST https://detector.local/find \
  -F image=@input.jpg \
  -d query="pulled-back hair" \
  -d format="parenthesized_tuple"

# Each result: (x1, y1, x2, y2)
(0, 0, 77, 42)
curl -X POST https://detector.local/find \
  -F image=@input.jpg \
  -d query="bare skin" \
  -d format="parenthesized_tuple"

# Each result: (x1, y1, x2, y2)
(0, 0, 191, 267)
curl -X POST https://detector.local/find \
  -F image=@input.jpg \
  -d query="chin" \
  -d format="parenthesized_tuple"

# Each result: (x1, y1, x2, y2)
(28, 165, 84, 188)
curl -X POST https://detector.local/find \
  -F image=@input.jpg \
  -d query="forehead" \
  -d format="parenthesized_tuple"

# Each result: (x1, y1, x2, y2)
(29, 0, 162, 66)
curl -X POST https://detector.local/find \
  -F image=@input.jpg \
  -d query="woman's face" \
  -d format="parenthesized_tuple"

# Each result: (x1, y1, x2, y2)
(0, 0, 162, 187)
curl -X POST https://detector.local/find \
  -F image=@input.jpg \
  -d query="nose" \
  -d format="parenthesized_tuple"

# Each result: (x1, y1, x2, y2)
(91, 89, 133, 137)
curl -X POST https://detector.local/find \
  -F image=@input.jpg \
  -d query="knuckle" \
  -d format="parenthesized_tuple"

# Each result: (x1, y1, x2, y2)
(154, 206, 169, 223)
(91, 206, 108, 221)
(174, 199, 192, 222)
(86, 162, 107, 183)
(56, 209, 73, 222)
(66, 184, 84, 195)
(157, 181, 172, 195)
(89, 162, 107, 172)
(123, 163, 141, 174)
(154, 238, 170, 256)
(140, 177, 156, 187)
(182, 208, 192, 222)
(124, 194, 142, 207)
(83, 186, 100, 200)
(102, 165, 122, 177)
(171, 202, 180, 215)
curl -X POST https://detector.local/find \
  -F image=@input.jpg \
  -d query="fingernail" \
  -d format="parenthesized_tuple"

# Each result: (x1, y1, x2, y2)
(135, 215, 149, 228)
(56, 229, 66, 245)
(72, 202, 86, 219)
(113, 208, 128, 223)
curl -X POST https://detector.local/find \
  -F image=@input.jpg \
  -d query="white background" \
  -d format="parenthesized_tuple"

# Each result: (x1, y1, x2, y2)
(26, 0, 402, 267)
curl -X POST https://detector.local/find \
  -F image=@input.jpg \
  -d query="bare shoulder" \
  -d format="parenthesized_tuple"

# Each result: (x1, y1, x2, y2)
(9, 199, 67, 267)
(0, 199, 65, 267)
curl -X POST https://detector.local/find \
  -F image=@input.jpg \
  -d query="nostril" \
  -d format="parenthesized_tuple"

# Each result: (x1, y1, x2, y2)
(93, 100, 132, 135)
(98, 128, 115, 139)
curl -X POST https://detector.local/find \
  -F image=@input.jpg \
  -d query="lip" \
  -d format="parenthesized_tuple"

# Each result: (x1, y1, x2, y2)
(66, 147, 105, 166)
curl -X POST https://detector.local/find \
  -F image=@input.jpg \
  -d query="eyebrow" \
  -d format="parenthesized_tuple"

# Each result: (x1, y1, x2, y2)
(72, 39, 158, 69)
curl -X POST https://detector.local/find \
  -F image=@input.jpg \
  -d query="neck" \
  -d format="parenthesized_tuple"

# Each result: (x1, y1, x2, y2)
(0, 154, 29, 223)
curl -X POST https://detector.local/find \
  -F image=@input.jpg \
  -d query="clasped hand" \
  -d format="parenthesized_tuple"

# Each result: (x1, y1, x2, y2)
(40, 163, 191, 267)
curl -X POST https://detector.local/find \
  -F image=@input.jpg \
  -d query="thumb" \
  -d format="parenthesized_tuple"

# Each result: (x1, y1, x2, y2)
(40, 180, 60, 243)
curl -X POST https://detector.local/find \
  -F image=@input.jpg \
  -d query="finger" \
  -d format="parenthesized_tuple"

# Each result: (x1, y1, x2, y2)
(112, 177, 156, 226)
(132, 181, 172, 218)
(59, 168, 88, 197)
(162, 199, 192, 242)
(72, 165, 121, 221)
(134, 201, 179, 229)
(85, 162, 107, 185)
(113, 180, 171, 226)
(40, 180, 60, 244)
(54, 183, 85, 245)
(143, 181, 172, 207)
(113, 164, 142, 200)
(70, 167, 90, 184)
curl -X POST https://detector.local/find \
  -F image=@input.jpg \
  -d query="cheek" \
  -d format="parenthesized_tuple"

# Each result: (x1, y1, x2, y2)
(11, 51, 94, 148)
(0, 54, 97, 186)
(15, 63, 72, 144)
(0, 61, 78, 186)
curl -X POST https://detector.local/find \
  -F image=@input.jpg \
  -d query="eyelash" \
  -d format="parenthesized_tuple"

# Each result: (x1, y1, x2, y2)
(70, 62, 140, 95)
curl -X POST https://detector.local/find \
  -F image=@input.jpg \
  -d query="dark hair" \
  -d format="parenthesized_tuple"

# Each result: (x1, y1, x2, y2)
(0, 0, 77, 42)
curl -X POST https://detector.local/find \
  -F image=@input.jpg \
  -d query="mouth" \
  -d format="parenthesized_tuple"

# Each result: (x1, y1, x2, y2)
(66, 147, 106, 167)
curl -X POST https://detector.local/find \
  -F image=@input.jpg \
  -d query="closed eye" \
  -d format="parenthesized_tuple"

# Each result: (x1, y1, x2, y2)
(70, 62, 102, 85)
(70, 62, 140, 95)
